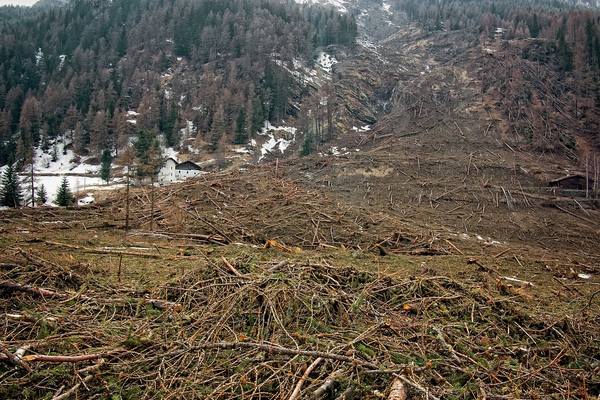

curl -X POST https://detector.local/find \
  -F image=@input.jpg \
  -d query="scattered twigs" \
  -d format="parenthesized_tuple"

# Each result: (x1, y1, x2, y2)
(587, 288, 600, 309)
(494, 248, 511, 258)
(519, 349, 569, 386)
(171, 342, 380, 371)
(5, 312, 58, 325)
(501, 187, 515, 211)
(51, 361, 106, 400)
(553, 204, 595, 224)
(553, 276, 584, 296)
(41, 240, 163, 258)
(0, 346, 121, 371)
(1, 230, 597, 400)
(467, 258, 498, 275)
(333, 372, 355, 400)
(573, 199, 591, 217)
(268, 260, 290, 273)
(310, 368, 344, 399)
(1, 281, 182, 310)
(142, 297, 183, 311)
(221, 256, 243, 277)
(431, 326, 460, 362)
(187, 207, 233, 243)
(0, 281, 70, 300)
(22, 348, 124, 363)
(444, 239, 463, 255)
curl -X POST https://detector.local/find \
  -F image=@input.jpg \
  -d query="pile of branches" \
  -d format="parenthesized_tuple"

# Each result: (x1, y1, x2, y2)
(111, 166, 455, 255)
(1, 245, 599, 399)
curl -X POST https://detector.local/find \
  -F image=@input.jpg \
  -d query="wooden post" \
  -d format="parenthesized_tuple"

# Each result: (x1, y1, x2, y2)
(30, 162, 35, 208)
(126, 169, 131, 231)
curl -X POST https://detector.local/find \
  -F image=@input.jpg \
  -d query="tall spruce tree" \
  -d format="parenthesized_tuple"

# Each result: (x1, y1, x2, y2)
(100, 149, 112, 183)
(0, 163, 23, 208)
(234, 108, 248, 144)
(36, 183, 48, 205)
(55, 177, 75, 206)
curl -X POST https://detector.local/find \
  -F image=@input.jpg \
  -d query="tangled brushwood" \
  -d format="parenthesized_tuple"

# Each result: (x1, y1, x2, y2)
(1, 241, 598, 400)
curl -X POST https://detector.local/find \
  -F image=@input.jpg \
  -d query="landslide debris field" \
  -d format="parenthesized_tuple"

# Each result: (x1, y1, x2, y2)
(1, 147, 599, 399)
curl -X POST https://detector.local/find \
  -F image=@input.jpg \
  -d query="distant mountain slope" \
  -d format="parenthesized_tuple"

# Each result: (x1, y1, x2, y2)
(328, 0, 600, 166)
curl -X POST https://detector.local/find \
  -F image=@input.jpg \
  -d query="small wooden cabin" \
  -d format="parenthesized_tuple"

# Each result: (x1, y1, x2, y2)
(549, 174, 594, 190)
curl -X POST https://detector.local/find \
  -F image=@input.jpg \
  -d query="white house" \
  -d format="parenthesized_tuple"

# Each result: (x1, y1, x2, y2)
(158, 158, 203, 184)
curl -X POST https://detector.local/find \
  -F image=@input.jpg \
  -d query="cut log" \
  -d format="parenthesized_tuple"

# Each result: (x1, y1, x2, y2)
(289, 357, 322, 400)
(388, 379, 406, 400)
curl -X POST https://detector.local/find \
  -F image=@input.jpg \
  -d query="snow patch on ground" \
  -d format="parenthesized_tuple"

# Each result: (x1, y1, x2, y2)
(233, 147, 252, 154)
(294, 0, 347, 13)
(163, 147, 180, 161)
(257, 122, 296, 162)
(317, 52, 338, 74)
(126, 110, 139, 125)
(78, 193, 95, 206)
(357, 37, 392, 65)
(318, 146, 356, 157)
(274, 51, 336, 88)
(0, 140, 124, 207)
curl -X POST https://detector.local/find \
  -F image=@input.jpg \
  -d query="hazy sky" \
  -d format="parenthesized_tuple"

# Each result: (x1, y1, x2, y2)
(0, 0, 37, 6)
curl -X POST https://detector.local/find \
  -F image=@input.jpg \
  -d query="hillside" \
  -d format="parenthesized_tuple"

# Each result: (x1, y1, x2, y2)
(0, 158, 599, 399)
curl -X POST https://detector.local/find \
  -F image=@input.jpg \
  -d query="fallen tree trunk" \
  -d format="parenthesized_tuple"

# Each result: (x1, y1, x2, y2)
(0, 281, 182, 311)
(42, 240, 164, 258)
(22, 349, 123, 363)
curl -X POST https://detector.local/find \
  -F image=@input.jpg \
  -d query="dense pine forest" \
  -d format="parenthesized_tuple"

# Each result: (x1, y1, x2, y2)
(0, 0, 357, 167)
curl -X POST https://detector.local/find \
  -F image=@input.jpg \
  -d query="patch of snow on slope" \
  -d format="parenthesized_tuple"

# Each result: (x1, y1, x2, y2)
(294, 0, 347, 13)
(78, 193, 95, 206)
(317, 52, 338, 74)
(257, 122, 296, 162)
(163, 147, 179, 161)
(0, 142, 125, 208)
(127, 110, 139, 125)
(356, 37, 392, 65)
(180, 120, 199, 154)
(35, 48, 43, 65)
(33, 146, 107, 204)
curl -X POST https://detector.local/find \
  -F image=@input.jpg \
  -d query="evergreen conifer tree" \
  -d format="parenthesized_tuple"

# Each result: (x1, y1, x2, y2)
(100, 149, 112, 183)
(0, 163, 23, 208)
(55, 177, 75, 206)
(300, 131, 314, 156)
(234, 108, 248, 144)
(36, 183, 48, 205)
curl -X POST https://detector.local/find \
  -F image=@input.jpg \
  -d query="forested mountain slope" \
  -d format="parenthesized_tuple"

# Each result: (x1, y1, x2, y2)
(1, 0, 600, 174)
(0, 0, 357, 166)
